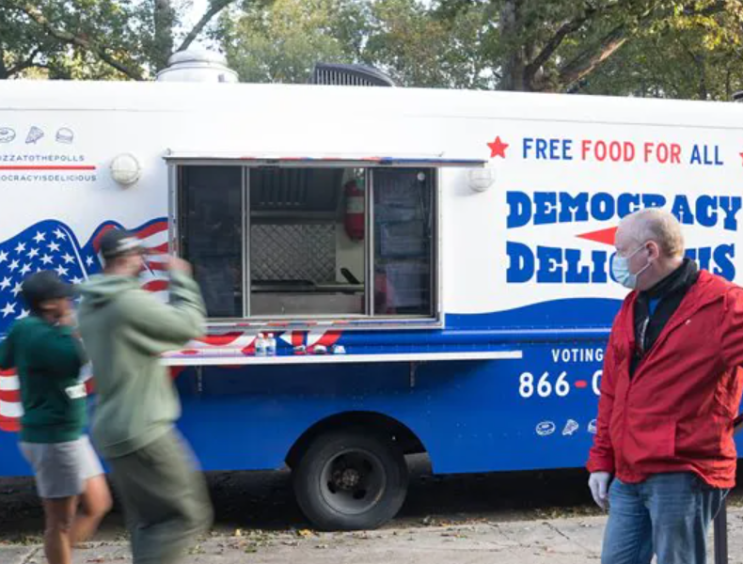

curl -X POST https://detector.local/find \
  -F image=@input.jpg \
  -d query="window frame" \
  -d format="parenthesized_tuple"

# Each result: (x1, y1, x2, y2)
(167, 158, 474, 331)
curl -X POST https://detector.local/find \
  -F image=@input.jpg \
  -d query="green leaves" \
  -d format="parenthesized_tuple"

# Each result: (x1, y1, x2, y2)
(220, 0, 493, 88)
(219, 0, 363, 83)
(0, 0, 740, 101)
(0, 0, 237, 79)
(578, 0, 743, 99)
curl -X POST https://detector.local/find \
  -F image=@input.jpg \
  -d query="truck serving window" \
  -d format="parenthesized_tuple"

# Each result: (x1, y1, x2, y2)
(249, 167, 366, 317)
(373, 169, 434, 317)
(179, 166, 244, 317)
(175, 163, 441, 324)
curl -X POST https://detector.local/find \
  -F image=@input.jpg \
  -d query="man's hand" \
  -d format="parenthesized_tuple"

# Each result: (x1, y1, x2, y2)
(58, 310, 75, 327)
(42, 298, 74, 326)
(167, 257, 193, 276)
(588, 471, 612, 511)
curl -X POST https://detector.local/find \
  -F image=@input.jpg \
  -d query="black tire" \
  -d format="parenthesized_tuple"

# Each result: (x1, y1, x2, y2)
(293, 428, 409, 531)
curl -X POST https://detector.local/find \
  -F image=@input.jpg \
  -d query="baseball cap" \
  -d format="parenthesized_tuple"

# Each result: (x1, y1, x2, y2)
(21, 271, 75, 311)
(98, 229, 144, 260)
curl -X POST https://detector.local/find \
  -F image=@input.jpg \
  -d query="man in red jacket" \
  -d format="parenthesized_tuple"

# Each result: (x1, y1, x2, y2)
(587, 207, 743, 564)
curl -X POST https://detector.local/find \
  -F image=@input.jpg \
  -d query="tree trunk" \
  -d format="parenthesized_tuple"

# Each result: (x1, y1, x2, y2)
(696, 54, 707, 101)
(153, 0, 176, 71)
(0, 48, 9, 79)
(498, 0, 527, 91)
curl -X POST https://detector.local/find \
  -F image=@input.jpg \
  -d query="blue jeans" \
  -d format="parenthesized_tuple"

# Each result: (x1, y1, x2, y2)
(602, 473, 728, 564)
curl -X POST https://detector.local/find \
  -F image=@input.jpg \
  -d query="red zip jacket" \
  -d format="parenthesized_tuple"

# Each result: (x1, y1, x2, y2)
(587, 270, 743, 488)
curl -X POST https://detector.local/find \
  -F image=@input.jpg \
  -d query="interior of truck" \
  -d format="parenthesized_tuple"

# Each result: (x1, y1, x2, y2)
(178, 164, 435, 321)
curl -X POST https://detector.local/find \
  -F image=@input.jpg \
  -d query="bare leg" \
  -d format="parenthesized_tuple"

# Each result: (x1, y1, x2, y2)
(71, 474, 112, 545)
(42, 496, 78, 564)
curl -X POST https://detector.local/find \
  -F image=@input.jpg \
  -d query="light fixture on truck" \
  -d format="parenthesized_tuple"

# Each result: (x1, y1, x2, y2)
(110, 153, 141, 186)
(468, 168, 495, 192)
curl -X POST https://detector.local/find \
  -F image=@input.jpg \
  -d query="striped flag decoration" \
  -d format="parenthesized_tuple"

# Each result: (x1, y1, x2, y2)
(0, 218, 169, 432)
(0, 369, 21, 432)
(90, 220, 170, 301)
(169, 329, 343, 359)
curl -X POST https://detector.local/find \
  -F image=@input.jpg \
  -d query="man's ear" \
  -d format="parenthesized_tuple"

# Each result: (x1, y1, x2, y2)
(647, 241, 662, 260)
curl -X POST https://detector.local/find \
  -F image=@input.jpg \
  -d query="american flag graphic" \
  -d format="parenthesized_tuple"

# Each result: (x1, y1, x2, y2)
(279, 330, 342, 353)
(0, 218, 168, 432)
(173, 329, 343, 358)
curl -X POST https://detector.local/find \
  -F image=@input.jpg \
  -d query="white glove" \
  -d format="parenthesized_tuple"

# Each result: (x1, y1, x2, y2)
(588, 472, 611, 511)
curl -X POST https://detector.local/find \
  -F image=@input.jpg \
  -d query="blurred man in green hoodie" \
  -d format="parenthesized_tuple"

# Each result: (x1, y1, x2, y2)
(78, 229, 212, 564)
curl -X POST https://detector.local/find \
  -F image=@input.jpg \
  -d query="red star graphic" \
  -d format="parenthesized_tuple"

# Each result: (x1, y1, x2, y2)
(576, 226, 618, 246)
(487, 136, 509, 159)
(739, 151, 743, 166)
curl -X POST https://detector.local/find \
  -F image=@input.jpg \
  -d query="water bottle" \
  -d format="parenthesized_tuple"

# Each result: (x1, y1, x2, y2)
(267, 333, 277, 357)
(255, 333, 267, 357)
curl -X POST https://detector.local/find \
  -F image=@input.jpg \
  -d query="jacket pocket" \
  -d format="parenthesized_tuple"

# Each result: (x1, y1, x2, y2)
(676, 415, 733, 461)
(623, 412, 676, 465)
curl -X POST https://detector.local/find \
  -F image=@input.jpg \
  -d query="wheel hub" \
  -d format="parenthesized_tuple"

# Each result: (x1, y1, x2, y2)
(334, 467, 362, 490)
(319, 449, 387, 516)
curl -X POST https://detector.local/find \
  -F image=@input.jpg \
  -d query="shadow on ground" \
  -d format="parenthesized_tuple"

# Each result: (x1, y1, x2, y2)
(3, 456, 743, 541)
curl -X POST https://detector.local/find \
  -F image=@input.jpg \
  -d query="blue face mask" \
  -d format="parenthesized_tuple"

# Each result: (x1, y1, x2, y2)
(611, 244, 650, 289)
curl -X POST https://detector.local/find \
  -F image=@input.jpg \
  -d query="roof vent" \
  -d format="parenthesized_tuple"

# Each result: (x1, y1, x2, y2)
(309, 63, 396, 87)
(156, 49, 238, 83)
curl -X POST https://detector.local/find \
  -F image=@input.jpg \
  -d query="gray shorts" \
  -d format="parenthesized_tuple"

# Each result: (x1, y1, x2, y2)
(20, 435, 104, 499)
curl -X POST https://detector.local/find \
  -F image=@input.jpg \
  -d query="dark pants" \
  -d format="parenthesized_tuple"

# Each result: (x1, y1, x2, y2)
(108, 430, 213, 564)
(602, 473, 728, 564)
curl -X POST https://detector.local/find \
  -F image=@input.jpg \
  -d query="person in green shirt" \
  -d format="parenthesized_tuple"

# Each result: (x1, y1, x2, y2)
(78, 229, 212, 564)
(0, 271, 111, 564)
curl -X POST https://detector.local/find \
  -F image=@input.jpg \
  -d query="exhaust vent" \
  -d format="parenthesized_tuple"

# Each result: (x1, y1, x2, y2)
(310, 63, 396, 87)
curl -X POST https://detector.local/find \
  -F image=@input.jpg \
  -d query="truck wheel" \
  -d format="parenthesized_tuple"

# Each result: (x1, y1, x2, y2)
(293, 429, 409, 531)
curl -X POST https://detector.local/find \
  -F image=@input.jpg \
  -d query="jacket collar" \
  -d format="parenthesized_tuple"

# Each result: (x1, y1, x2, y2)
(622, 270, 728, 356)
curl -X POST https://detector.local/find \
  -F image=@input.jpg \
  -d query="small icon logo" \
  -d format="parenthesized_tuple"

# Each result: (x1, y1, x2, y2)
(55, 128, 74, 144)
(563, 419, 579, 436)
(0, 127, 16, 143)
(536, 421, 556, 437)
(25, 126, 44, 144)
(588, 419, 597, 434)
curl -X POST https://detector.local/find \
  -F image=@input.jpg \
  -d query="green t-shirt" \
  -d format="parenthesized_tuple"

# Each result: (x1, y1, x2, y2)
(0, 316, 87, 443)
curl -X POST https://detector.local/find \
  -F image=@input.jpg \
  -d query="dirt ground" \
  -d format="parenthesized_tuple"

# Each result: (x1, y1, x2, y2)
(0, 458, 608, 543)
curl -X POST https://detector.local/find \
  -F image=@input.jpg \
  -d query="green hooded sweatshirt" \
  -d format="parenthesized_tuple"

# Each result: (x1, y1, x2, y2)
(78, 271, 206, 458)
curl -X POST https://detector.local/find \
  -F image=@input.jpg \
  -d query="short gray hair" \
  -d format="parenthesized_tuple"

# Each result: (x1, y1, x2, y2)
(625, 208, 685, 258)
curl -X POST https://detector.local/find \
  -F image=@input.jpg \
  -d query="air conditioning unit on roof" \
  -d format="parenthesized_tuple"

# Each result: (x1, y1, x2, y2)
(309, 63, 396, 87)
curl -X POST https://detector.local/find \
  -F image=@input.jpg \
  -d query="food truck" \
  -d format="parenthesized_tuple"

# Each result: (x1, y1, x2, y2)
(1, 51, 742, 530)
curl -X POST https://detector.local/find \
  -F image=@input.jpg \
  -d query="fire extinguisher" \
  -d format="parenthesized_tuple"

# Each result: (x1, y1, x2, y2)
(344, 178, 365, 240)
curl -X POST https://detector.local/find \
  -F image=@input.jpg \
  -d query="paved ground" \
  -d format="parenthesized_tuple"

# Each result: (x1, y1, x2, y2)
(2, 510, 743, 564)
(4, 515, 608, 564)
(3, 464, 743, 563)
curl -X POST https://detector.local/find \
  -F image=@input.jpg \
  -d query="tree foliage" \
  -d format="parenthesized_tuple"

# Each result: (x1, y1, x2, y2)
(438, 0, 742, 95)
(578, 1, 743, 99)
(1, 0, 742, 101)
(362, 0, 494, 88)
(0, 0, 237, 80)
(219, 0, 493, 87)
(219, 0, 368, 83)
